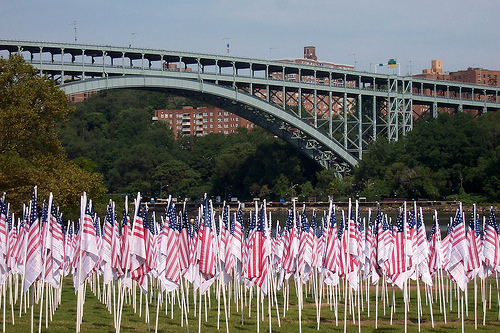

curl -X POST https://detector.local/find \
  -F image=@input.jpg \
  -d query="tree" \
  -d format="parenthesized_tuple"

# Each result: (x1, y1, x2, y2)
(0, 55, 105, 218)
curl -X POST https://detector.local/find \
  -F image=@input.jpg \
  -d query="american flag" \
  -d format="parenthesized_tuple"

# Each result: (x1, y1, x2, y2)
(483, 207, 500, 270)
(24, 187, 42, 292)
(74, 196, 100, 288)
(130, 200, 149, 293)
(129, 199, 147, 273)
(222, 203, 234, 277)
(310, 210, 322, 270)
(0, 194, 8, 261)
(323, 204, 337, 273)
(383, 210, 406, 289)
(51, 204, 64, 268)
(465, 206, 482, 278)
(447, 204, 469, 290)
(448, 205, 468, 268)
(230, 204, 243, 263)
(249, 202, 268, 292)
(413, 209, 429, 266)
(120, 201, 131, 273)
(365, 211, 380, 284)
(406, 208, 416, 258)
(428, 211, 442, 277)
(163, 200, 180, 284)
(377, 212, 392, 266)
(101, 202, 115, 283)
(178, 202, 190, 276)
(297, 206, 312, 279)
(6, 206, 16, 271)
(199, 197, 215, 278)
(282, 207, 298, 275)
(109, 203, 122, 275)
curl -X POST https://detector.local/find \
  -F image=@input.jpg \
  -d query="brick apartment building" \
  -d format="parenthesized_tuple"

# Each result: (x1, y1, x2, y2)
(153, 106, 255, 139)
(415, 60, 500, 87)
(413, 60, 499, 115)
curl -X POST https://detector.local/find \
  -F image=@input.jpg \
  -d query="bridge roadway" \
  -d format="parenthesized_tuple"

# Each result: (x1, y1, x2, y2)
(1, 39, 499, 174)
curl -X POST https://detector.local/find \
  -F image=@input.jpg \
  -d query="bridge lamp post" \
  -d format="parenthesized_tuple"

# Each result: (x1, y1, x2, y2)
(349, 54, 357, 70)
(160, 183, 168, 198)
(291, 183, 298, 201)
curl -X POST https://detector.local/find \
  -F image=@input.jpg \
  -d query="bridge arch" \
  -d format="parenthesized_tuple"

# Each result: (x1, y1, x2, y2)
(61, 76, 358, 173)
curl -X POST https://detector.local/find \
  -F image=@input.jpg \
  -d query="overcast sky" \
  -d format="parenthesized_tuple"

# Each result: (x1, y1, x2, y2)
(2, 0, 499, 75)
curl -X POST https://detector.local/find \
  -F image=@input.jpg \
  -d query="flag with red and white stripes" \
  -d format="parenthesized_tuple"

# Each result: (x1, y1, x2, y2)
(199, 197, 216, 279)
(447, 204, 469, 291)
(483, 207, 500, 272)
(24, 187, 42, 293)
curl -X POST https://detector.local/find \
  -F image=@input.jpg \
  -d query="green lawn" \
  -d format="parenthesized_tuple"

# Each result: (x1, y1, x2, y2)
(2, 275, 500, 332)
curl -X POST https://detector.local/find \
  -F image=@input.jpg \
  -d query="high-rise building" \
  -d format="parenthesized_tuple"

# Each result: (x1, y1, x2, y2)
(154, 106, 255, 139)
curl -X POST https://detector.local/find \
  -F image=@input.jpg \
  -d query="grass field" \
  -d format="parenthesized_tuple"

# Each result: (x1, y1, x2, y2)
(2, 275, 500, 332)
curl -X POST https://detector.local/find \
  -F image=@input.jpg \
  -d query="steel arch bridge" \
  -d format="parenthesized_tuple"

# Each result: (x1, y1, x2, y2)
(1, 39, 499, 175)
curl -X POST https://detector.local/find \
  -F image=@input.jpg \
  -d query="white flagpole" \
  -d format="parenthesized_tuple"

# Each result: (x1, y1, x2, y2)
(344, 200, 351, 333)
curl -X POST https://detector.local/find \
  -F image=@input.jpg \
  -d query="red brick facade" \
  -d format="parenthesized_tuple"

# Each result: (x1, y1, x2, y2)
(154, 106, 255, 139)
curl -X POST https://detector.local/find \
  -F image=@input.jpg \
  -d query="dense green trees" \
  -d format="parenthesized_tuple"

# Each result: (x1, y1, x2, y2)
(60, 87, 499, 204)
(0, 55, 105, 218)
(354, 111, 500, 203)
(60, 89, 321, 202)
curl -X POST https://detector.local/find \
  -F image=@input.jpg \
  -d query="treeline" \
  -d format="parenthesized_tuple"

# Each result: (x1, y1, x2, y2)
(60, 89, 500, 205)
(353, 111, 500, 203)
(59, 89, 322, 202)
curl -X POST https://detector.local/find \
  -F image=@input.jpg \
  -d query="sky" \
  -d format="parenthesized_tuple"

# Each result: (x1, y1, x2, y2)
(1, 0, 499, 75)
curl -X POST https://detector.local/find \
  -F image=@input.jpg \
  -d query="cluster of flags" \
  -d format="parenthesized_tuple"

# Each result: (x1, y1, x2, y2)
(0, 187, 499, 331)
